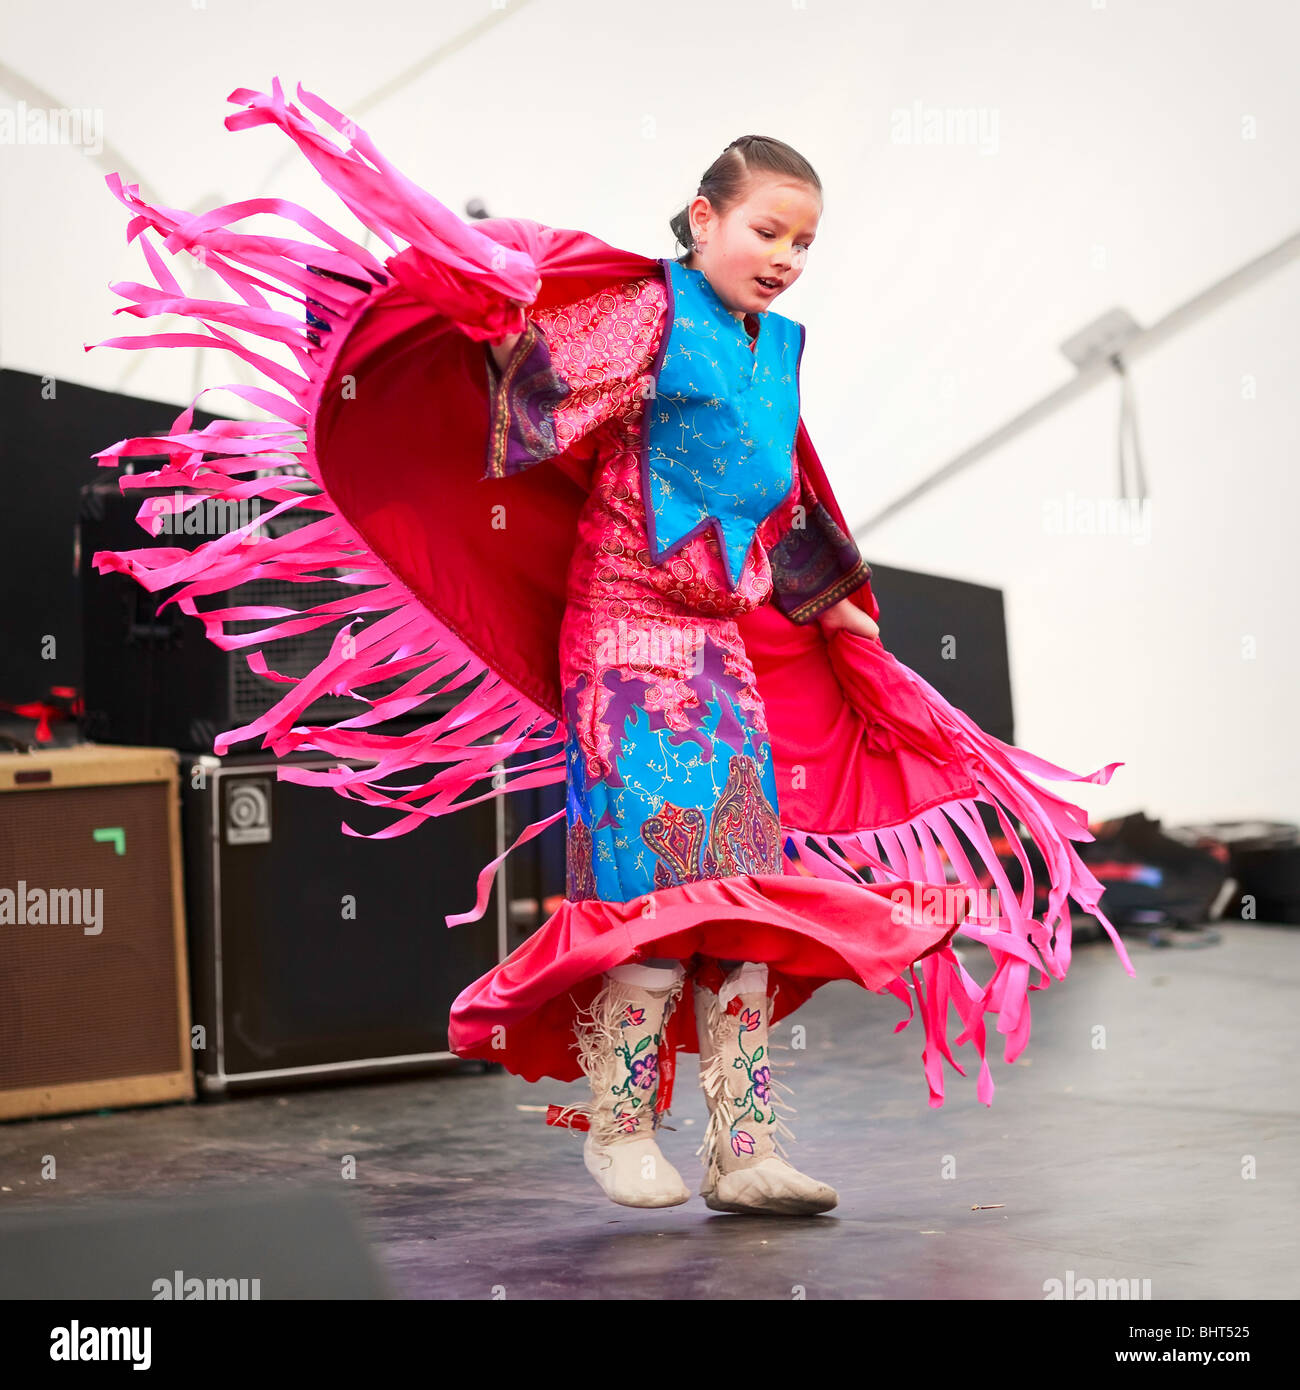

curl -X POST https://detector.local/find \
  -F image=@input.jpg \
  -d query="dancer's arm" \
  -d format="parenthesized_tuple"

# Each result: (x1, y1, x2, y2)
(481, 275, 666, 481)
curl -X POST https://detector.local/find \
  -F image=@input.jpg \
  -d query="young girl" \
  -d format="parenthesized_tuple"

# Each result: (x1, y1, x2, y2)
(91, 82, 1133, 1220)
(473, 139, 918, 1214)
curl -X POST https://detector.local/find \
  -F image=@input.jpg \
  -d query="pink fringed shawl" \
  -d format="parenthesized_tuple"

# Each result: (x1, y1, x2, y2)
(87, 80, 1134, 1106)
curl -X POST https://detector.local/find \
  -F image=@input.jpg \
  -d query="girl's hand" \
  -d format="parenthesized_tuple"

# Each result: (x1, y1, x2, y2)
(487, 279, 542, 370)
(817, 597, 880, 641)
(487, 328, 524, 373)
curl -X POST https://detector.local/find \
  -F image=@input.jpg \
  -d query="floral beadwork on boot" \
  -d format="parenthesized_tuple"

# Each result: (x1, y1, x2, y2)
(607, 1017, 663, 1136)
(569, 968, 683, 1146)
(723, 1003, 776, 1153)
(693, 960, 838, 1214)
(569, 964, 692, 1209)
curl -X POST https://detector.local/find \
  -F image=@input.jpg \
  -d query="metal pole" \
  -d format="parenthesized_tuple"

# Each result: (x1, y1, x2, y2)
(853, 227, 1300, 540)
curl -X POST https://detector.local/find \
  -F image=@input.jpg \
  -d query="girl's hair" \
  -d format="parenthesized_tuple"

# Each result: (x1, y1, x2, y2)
(669, 136, 822, 256)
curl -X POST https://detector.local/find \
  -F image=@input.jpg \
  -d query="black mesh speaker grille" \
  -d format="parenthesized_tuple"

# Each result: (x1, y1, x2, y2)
(218, 505, 434, 726)
(80, 480, 462, 749)
(225, 575, 392, 725)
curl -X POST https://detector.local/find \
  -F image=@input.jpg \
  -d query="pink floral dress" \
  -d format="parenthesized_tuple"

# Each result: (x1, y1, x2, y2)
(482, 269, 871, 907)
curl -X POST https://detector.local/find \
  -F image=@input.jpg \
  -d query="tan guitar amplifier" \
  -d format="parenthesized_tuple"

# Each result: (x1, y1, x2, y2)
(0, 744, 193, 1120)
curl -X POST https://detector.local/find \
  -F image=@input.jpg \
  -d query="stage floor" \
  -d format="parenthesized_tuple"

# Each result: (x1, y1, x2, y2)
(1, 923, 1296, 1299)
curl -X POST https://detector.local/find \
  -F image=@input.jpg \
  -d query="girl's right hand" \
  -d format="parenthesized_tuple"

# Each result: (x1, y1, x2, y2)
(488, 327, 525, 373)
(487, 280, 540, 367)
(817, 598, 881, 641)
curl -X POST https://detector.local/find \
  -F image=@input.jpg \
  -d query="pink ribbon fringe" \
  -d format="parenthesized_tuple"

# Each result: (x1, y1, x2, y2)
(785, 662, 1135, 1106)
(88, 79, 570, 850)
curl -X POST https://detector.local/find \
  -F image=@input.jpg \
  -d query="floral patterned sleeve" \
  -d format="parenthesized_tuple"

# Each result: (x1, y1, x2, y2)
(481, 276, 666, 481)
(764, 460, 874, 624)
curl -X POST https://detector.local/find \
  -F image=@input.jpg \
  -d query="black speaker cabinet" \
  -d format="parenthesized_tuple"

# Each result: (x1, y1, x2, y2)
(77, 477, 422, 750)
(0, 367, 226, 711)
(181, 748, 505, 1093)
(865, 564, 1015, 745)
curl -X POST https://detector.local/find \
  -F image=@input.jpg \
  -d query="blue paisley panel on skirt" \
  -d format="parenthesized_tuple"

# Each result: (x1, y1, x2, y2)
(563, 629, 784, 904)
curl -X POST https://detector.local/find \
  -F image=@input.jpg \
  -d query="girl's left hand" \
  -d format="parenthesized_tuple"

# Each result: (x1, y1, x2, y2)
(817, 598, 881, 641)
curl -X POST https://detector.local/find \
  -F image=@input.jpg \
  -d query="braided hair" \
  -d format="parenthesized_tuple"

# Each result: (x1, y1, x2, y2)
(669, 135, 822, 257)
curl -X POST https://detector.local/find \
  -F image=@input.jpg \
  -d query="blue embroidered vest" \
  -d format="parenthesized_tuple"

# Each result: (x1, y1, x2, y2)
(642, 256, 805, 589)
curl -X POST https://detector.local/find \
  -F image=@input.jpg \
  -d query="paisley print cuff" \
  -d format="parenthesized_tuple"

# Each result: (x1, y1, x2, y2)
(483, 320, 573, 479)
(769, 499, 873, 624)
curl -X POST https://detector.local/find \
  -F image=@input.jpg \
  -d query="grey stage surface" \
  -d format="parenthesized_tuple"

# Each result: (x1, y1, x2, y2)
(1, 923, 1295, 1300)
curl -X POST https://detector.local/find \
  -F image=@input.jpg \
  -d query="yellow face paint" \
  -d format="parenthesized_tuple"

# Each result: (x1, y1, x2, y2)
(765, 194, 817, 252)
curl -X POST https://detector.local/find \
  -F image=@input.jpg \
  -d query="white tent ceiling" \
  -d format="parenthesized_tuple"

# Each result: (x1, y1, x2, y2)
(4, 0, 1298, 823)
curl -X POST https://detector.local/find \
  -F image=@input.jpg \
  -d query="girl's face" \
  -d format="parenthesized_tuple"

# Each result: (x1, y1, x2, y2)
(683, 176, 821, 320)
